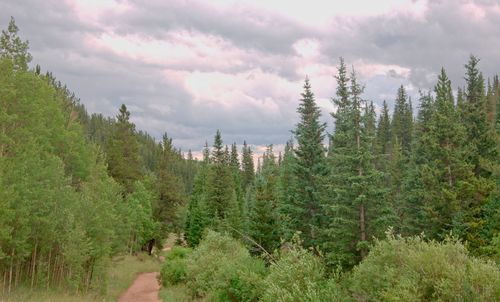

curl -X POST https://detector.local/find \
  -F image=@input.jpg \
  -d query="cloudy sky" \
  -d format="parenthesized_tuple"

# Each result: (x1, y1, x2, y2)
(1, 0, 499, 156)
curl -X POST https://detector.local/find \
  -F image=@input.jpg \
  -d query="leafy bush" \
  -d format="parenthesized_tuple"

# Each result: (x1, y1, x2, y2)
(160, 246, 192, 286)
(349, 231, 500, 301)
(261, 241, 351, 302)
(185, 230, 267, 301)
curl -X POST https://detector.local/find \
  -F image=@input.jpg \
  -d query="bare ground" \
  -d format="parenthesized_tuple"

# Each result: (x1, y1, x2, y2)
(118, 236, 177, 302)
(117, 272, 161, 302)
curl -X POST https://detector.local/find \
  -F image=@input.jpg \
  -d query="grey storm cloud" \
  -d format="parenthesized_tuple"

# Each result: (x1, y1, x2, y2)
(1, 0, 499, 153)
(320, 0, 500, 89)
(104, 0, 314, 55)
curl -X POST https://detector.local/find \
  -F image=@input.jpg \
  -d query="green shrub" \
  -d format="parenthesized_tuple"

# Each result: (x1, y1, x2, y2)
(160, 246, 192, 286)
(261, 243, 351, 302)
(349, 231, 500, 301)
(185, 230, 267, 301)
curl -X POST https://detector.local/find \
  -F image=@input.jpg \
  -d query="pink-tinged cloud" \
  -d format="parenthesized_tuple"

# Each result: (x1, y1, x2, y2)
(2, 0, 499, 154)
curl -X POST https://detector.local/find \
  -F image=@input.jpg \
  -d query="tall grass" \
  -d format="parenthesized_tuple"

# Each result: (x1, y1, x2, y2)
(0, 253, 161, 302)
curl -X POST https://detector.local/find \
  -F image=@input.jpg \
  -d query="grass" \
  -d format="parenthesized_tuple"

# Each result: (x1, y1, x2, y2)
(159, 284, 194, 302)
(0, 252, 161, 302)
(106, 253, 161, 300)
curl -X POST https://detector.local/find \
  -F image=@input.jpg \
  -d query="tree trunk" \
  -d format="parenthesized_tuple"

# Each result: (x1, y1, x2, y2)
(31, 241, 37, 290)
(8, 248, 14, 294)
(47, 248, 52, 289)
(359, 204, 367, 257)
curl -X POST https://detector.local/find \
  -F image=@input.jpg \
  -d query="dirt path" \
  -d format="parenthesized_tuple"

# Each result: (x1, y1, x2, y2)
(118, 272, 161, 302)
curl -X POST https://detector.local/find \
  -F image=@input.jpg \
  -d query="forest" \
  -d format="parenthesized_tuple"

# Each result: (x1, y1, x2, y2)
(0, 18, 499, 301)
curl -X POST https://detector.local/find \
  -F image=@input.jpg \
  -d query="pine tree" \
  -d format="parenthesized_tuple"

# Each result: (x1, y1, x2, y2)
(462, 55, 497, 178)
(416, 69, 473, 238)
(391, 85, 413, 154)
(241, 141, 255, 191)
(277, 139, 298, 239)
(154, 133, 186, 232)
(185, 144, 210, 246)
(325, 65, 394, 268)
(375, 100, 391, 176)
(287, 77, 327, 247)
(204, 130, 241, 233)
(106, 104, 142, 193)
(248, 145, 281, 254)
(460, 56, 497, 250)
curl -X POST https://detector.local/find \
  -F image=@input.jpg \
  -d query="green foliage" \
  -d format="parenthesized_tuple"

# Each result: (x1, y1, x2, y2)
(160, 247, 192, 286)
(285, 78, 327, 247)
(262, 238, 350, 302)
(391, 85, 413, 154)
(106, 104, 142, 193)
(185, 231, 267, 301)
(248, 145, 281, 254)
(185, 145, 210, 246)
(349, 231, 500, 301)
(0, 53, 123, 292)
(241, 141, 255, 191)
(117, 181, 161, 254)
(0, 17, 31, 71)
(205, 131, 235, 224)
(325, 63, 395, 268)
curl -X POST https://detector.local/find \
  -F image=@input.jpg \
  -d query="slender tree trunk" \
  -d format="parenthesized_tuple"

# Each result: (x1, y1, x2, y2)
(15, 260, 21, 288)
(8, 248, 14, 294)
(47, 248, 52, 289)
(31, 241, 37, 290)
(3, 271, 7, 295)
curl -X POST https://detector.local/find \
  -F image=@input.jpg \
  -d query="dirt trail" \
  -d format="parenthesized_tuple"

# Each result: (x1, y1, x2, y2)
(118, 272, 161, 302)
(118, 236, 177, 302)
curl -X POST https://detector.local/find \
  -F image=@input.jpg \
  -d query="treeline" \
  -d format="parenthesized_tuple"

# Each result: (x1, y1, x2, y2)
(185, 59, 499, 269)
(0, 18, 195, 294)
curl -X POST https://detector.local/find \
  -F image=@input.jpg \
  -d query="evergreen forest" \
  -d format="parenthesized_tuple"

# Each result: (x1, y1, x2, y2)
(0, 18, 499, 301)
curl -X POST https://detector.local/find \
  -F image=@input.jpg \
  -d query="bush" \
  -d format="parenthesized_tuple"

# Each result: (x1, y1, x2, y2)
(185, 230, 267, 301)
(160, 246, 192, 286)
(261, 242, 351, 302)
(349, 231, 500, 301)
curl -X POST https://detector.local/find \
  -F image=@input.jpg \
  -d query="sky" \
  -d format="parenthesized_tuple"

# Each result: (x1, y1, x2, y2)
(1, 0, 500, 157)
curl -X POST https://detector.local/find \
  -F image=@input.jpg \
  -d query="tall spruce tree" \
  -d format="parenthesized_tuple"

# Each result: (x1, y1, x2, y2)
(460, 56, 498, 251)
(287, 77, 327, 247)
(204, 130, 241, 233)
(241, 141, 255, 191)
(391, 85, 413, 154)
(248, 145, 281, 254)
(277, 139, 298, 239)
(416, 69, 473, 238)
(325, 65, 393, 267)
(462, 56, 497, 178)
(185, 143, 210, 246)
(375, 100, 391, 178)
(154, 133, 186, 232)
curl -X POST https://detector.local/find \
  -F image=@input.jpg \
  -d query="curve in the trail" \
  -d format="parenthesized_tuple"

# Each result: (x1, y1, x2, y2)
(118, 272, 160, 302)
